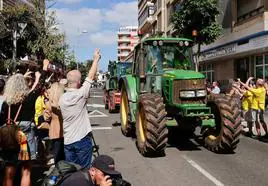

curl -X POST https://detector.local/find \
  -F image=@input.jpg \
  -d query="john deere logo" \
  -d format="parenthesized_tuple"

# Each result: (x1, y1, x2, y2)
(193, 80, 197, 85)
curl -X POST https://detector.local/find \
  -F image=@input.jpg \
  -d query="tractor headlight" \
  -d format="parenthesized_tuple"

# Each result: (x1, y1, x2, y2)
(196, 90, 207, 97)
(180, 91, 195, 98)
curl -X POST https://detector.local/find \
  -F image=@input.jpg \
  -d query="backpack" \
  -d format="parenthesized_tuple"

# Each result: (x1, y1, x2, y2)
(0, 105, 22, 152)
(42, 160, 89, 186)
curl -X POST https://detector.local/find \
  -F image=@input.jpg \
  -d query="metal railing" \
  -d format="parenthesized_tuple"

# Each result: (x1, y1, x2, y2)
(237, 6, 265, 24)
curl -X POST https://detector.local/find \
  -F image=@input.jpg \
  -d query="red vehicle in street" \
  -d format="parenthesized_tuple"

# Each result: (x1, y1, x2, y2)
(104, 61, 132, 113)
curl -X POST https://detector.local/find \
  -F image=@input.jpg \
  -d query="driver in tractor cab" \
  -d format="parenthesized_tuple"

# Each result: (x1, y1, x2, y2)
(173, 49, 189, 70)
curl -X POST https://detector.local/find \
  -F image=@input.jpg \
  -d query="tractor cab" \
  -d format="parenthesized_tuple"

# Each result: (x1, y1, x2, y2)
(116, 62, 132, 79)
(144, 39, 194, 73)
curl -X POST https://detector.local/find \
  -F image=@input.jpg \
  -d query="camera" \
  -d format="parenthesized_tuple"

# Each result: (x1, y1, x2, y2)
(107, 174, 131, 186)
(111, 177, 131, 186)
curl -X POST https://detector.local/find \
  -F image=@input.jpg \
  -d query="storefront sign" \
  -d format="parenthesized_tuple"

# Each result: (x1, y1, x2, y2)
(200, 44, 236, 60)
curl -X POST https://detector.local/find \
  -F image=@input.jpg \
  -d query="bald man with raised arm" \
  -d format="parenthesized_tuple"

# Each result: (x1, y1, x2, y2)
(59, 49, 101, 168)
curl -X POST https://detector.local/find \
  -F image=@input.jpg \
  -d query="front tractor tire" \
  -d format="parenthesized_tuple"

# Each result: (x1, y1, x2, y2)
(120, 86, 133, 137)
(205, 95, 242, 153)
(136, 94, 168, 157)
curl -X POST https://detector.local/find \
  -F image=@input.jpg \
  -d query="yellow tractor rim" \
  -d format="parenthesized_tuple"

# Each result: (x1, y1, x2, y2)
(121, 91, 128, 129)
(208, 135, 217, 141)
(138, 106, 146, 143)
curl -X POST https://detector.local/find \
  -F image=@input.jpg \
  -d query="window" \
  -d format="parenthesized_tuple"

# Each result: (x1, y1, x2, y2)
(254, 54, 268, 79)
(199, 63, 214, 83)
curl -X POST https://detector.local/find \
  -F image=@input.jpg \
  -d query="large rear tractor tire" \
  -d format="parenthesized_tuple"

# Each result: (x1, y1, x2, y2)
(136, 94, 168, 157)
(205, 94, 242, 153)
(120, 86, 133, 137)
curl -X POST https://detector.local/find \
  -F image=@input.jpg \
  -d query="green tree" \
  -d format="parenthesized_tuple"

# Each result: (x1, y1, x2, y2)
(0, 1, 69, 69)
(28, 1, 68, 63)
(65, 52, 78, 71)
(172, 0, 221, 71)
(0, 5, 34, 59)
(80, 59, 93, 80)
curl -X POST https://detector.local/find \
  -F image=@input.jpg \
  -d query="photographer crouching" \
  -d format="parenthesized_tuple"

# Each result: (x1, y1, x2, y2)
(61, 155, 131, 186)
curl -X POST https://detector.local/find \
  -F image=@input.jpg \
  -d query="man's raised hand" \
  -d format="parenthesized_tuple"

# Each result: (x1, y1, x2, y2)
(93, 49, 101, 62)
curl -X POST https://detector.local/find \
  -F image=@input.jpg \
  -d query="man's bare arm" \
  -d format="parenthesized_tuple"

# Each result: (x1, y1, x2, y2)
(239, 80, 251, 90)
(245, 77, 254, 87)
(88, 49, 101, 80)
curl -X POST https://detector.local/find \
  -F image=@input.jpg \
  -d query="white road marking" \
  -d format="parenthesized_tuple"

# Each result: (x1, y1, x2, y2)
(87, 104, 105, 108)
(90, 95, 104, 98)
(92, 127, 112, 130)
(183, 155, 224, 186)
(88, 110, 108, 117)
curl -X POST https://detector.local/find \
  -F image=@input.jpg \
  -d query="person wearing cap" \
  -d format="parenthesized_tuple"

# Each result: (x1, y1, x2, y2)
(239, 78, 268, 136)
(61, 155, 122, 186)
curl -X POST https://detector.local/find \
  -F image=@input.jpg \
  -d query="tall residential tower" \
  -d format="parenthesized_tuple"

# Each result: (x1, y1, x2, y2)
(117, 26, 139, 62)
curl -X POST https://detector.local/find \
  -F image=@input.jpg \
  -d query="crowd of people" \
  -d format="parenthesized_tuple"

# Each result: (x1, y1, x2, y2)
(0, 49, 123, 186)
(231, 77, 268, 137)
(207, 77, 268, 138)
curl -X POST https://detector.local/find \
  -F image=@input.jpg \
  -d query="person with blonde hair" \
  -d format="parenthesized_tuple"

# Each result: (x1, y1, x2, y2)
(46, 82, 65, 163)
(0, 60, 49, 186)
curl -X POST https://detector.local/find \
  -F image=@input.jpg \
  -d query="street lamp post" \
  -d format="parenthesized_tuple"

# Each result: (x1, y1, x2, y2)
(0, 0, 3, 11)
(12, 22, 27, 71)
(74, 29, 88, 70)
(12, 23, 18, 71)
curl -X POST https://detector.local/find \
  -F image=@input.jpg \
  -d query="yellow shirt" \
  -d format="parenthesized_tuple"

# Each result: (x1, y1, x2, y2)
(242, 91, 253, 111)
(34, 95, 45, 125)
(249, 87, 266, 110)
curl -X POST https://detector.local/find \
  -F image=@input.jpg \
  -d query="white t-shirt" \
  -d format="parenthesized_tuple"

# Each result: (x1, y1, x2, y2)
(59, 78, 93, 145)
(212, 86, 221, 94)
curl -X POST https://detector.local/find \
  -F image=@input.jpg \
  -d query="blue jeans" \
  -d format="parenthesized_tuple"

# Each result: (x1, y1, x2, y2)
(18, 121, 37, 160)
(64, 134, 92, 169)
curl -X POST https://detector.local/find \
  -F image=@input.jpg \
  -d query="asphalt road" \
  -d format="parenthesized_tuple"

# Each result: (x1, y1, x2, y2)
(1, 88, 268, 186)
(88, 88, 268, 186)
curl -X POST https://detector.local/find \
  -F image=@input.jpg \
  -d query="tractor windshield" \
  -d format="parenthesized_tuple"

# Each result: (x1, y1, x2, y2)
(116, 63, 132, 78)
(146, 43, 193, 73)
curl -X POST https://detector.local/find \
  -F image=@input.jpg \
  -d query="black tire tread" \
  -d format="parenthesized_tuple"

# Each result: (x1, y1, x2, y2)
(136, 94, 168, 157)
(205, 94, 242, 153)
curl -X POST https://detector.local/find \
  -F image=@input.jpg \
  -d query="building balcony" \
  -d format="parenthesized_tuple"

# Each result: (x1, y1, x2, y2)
(236, 6, 265, 26)
(118, 53, 130, 57)
(138, 2, 155, 34)
(118, 38, 131, 43)
(118, 32, 131, 36)
(118, 45, 132, 50)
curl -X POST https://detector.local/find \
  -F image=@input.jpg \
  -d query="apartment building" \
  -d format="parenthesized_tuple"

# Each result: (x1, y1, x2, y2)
(138, 0, 181, 38)
(117, 26, 139, 62)
(199, 0, 268, 84)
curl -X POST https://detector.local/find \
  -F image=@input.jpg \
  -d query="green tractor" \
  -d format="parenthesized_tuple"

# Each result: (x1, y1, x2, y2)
(104, 61, 132, 113)
(119, 37, 242, 156)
